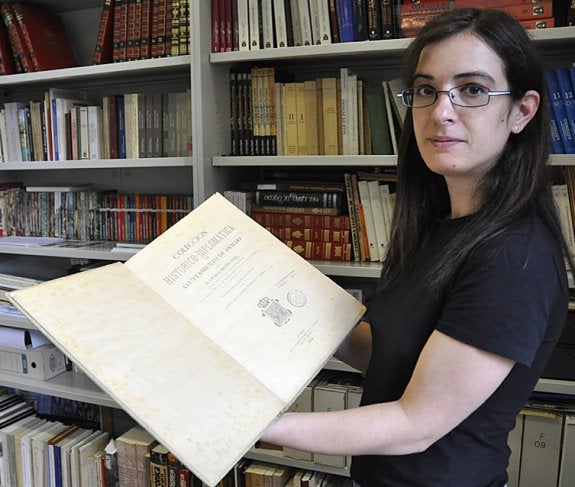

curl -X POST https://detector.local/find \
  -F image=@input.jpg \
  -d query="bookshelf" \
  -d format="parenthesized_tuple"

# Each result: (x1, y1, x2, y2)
(0, 0, 573, 483)
(0, 0, 194, 419)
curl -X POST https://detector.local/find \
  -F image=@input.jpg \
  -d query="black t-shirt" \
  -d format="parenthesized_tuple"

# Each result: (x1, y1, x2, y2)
(351, 211, 569, 487)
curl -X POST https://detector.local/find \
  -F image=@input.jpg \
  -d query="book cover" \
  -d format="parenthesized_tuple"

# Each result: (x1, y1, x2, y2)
(11, 3, 76, 72)
(8, 193, 365, 487)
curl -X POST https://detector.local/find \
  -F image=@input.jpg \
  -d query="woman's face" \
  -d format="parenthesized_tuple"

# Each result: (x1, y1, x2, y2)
(411, 32, 519, 193)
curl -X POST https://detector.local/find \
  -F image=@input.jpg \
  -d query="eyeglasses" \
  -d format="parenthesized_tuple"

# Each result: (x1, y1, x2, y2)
(398, 84, 513, 108)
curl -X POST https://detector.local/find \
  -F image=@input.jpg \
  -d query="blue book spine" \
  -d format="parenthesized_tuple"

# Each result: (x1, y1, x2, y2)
(116, 95, 126, 158)
(546, 69, 575, 154)
(337, 0, 355, 43)
(52, 99, 59, 160)
(556, 68, 575, 149)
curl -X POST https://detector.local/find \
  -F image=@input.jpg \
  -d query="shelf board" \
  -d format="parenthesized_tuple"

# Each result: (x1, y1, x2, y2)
(0, 56, 191, 87)
(312, 260, 383, 278)
(534, 378, 575, 396)
(211, 37, 411, 63)
(0, 157, 192, 171)
(214, 155, 575, 168)
(212, 155, 397, 167)
(211, 26, 575, 64)
(0, 370, 116, 408)
(548, 154, 575, 166)
(0, 241, 136, 261)
(245, 448, 350, 477)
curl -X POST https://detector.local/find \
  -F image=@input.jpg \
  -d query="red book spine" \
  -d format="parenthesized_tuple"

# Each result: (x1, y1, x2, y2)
(456, 0, 548, 7)
(519, 17, 555, 29)
(150, 0, 161, 57)
(11, 6, 38, 71)
(0, 4, 27, 72)
(266, 227, 351, 243)
(251, 212, 351, 230)
(112, 0, 124, 61)
(211, 0, 220, 53)
(93, 0, 116, 64)
(155, 0, 168, 57)
(164, 0, 173, 56)
(218, 0, 226, 52)
(133, 0, 142, 59)
(126, 0, 137, 60)
(284, 240, 353, 260)
(140, 0, 152, 58)
(496, 0, 553, 20)
(118, 0, 129, 61)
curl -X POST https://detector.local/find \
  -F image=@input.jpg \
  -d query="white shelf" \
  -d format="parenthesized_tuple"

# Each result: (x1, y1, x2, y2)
(0, 370, 116, 408)
(212, 155, 397, 167)
(245, 448, 350, 478)
(210, 26, 575, 64)
(0, 242, 135, 262)
(312, 260, 383, 279)
(0, 157, 192, 171)
(534, 378, 575, 396)
(0, 55, 192, 87)
(211, 37, 411, 63)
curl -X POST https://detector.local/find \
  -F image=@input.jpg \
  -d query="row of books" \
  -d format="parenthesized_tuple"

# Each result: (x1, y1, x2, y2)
(547, 67, 575, 155)
(0, 186, 193, 243)
(0, 2, 75, 74)
(230, 66, 405, 157)
(225, 169, 396, 262)
(93, 0, 191, 65)
(0, 390, 110, 487)
(0, 88, 192, 163)
(211, 0, 569, 53)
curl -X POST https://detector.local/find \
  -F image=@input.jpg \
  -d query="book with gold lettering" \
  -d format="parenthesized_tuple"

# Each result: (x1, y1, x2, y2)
(8, 193, 365, 487)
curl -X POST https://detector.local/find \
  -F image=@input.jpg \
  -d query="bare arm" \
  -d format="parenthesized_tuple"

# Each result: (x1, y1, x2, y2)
(261, 330, 514, 456)
(333, 320, 372, 374)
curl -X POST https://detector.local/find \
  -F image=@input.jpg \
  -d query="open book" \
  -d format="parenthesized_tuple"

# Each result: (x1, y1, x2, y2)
(8, 193, 366, 486)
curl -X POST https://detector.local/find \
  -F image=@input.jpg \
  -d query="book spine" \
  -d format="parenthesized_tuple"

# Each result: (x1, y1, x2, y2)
(140, 0, 153, 58)
(380, 0, 395, 39)
(254, 190, 343, 208)
(248, 0, 260, 49)
(337, 0, 355, 43)
(367, 0, 381, 40)
(546, 69, 575, 154)
(261, 0, 274, 48)
(495, 0, 553, 21)
(556, 68, 575, 151)
(93, 0, 115, 64)
(250, 204, 340, 215)
(519, 17, 554, 29)
(273, 0, 289, 47)
(11, 5, 39, 72)
(0, 5, 25, 72)
(353, 0, 368, 41)
(328, 0, 340, 43)
(344, 173, 362, 261)
(237, 0, 250, 51)
(211, 0, 220, 52)
(251, 211, 350, 229)
(264, 226, 350, 243)
(283, 239, 353, 260)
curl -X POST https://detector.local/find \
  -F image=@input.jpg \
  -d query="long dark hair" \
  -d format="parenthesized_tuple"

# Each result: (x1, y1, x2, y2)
(380, 7, 572, 289)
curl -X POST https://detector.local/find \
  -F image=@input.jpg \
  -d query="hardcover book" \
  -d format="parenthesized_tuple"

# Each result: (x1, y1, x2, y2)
(11, 2, 76, 72)
(8, 193, 366, 487)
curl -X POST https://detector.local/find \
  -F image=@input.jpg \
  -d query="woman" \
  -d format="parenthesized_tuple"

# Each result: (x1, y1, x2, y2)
(261, 8, 571, 487)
